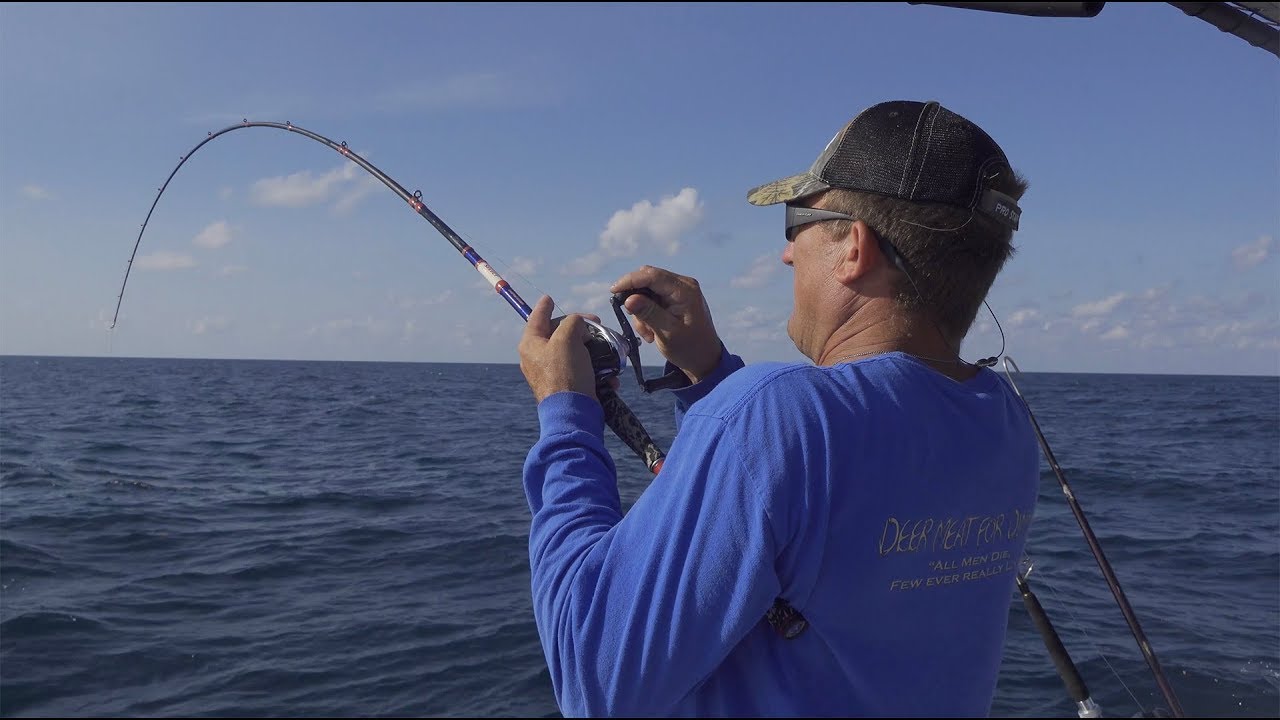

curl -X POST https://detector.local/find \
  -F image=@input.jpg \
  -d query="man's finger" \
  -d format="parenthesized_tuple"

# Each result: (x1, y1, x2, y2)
(525, 296, 555, 339)
(633, 318, 656, 343)
(624, 294, 677, 334)
(551, 313, 589, 346)
(611, 266, 684, 302)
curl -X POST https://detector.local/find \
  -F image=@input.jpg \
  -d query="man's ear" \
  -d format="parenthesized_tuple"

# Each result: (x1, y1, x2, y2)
(833, 220, 888, 285)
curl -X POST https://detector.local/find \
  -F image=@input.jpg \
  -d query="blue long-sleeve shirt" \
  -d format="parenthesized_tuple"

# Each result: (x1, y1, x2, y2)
(523, 348, 1039, 717)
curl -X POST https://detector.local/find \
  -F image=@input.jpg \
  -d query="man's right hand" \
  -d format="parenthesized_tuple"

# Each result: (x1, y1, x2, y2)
(611, 265, 722, 384)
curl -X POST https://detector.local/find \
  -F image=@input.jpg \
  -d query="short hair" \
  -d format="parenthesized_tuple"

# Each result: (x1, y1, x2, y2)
(818, 168, 1029, 342)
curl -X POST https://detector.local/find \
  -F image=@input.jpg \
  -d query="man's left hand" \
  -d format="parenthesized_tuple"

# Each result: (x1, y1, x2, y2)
(518, 296, 600, 403)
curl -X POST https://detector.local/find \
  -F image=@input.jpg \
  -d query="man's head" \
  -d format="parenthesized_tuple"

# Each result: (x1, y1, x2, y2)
(748, 100, 1028, 349)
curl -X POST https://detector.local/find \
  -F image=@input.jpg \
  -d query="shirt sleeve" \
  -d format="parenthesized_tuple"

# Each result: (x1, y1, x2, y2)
(522, 390, 781, 717)
(668, 344, 746, 432)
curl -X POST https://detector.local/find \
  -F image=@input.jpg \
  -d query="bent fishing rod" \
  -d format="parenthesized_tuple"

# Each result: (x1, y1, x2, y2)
(112, 120, 673, 473)
(1002, 357, 1185, 719)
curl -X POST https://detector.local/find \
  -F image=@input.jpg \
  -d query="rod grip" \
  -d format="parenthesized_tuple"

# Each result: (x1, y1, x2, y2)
(597, 384, 665, 474)
(1017, 575, 1092, 704)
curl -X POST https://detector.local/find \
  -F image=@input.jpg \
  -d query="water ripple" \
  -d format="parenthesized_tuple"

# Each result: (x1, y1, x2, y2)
(1, 357, 1275, 717)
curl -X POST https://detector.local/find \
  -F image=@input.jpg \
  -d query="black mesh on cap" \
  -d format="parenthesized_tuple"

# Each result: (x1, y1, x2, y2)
(749, 100, 1021, 229)
(821, 101, 1015, 217)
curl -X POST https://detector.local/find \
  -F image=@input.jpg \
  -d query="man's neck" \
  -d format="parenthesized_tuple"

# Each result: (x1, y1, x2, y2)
(816, 311, 978, 382)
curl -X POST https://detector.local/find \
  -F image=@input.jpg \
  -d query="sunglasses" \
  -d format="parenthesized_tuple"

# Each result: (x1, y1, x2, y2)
(784, 204, 909, 273)
(784, 205, 855, 242)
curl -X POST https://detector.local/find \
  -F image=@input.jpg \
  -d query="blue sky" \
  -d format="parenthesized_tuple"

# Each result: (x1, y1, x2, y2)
(2, 3, 1276, 374)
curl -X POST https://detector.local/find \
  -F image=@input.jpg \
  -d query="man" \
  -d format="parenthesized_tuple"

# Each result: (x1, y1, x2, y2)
(518, 100, 1040, 717)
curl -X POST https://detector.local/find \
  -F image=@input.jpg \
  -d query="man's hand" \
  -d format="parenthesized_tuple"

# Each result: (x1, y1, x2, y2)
(611, 265, 722, 384)
(518, 296, 600, 403)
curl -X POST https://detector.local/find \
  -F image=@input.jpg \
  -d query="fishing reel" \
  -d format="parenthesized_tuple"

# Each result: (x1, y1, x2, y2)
(580, 318, 633, 382)
(574, 289, 690, 394)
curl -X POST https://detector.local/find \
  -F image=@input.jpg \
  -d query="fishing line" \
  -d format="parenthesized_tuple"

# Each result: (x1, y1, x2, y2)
(1034, 559, 1150, 716)
(464, 239, 564, 319)
(113, 119, 667, 474)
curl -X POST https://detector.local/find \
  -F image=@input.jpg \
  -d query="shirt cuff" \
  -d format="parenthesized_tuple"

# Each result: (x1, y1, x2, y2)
(670, 343, 745, 408)
(536, 391, 606, 440)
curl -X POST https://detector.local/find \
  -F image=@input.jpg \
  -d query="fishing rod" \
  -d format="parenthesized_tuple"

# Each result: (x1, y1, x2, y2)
(1002, 357, 1185, 718)
(111, 120, 670, 473)
(115, 120, 812, 638)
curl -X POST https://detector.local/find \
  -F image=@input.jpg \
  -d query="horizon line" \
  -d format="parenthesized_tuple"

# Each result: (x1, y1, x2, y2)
(2, 353, 1276, 379)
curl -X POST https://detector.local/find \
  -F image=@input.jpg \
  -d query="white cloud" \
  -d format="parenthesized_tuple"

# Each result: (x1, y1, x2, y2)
(1136, 332, 1176, 350)
(333, 175, 381, 214)
(1007, 308, 1041, 328)
(1232, 235, 1272, 270)
(1079, 317, 1104, 333)
(508, 256, 541, 277)
(250, 161, 368, 209)
(569, 281, 614, 315)
(567, 252, 609, 276)
(191, 316, 230, 335)
(571, 281, 613, 297)
(1016, 282, 1279, 358)
(724, 305, 786, 342)
(453, 320, 474, 348)
(1188, 319, 1277, 346)
(566, 188, 704, 275)
(135, 252, 196, 270)
(603, 188, 700, 256)
(1100, 325, 1129, 341)
(1071, 293, 1127, 318)
(220, 265, 248, 276)
(389, 290, 454, 310)
(21, 184, 51, 200)
(218, 187, 233, 200)
(731, 253, 780, 289)
(306, 316, 390, 339)
(193, 221, 233, 249)
(424, 290, 455, 306)
(1233, 335, 1280, 351)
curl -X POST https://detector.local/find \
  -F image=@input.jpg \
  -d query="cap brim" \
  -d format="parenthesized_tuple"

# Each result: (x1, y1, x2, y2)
(746, 172, 830, 206)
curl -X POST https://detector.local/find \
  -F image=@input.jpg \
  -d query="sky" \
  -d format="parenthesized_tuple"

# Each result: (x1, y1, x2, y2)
(1, 3, 1277, 375)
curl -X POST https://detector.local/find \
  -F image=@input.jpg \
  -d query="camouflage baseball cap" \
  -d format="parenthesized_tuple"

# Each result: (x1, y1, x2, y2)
(747, 100, 1021, 230)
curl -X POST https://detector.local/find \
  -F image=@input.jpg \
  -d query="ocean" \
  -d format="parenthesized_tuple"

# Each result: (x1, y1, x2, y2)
(1, 356, 1276, 717)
